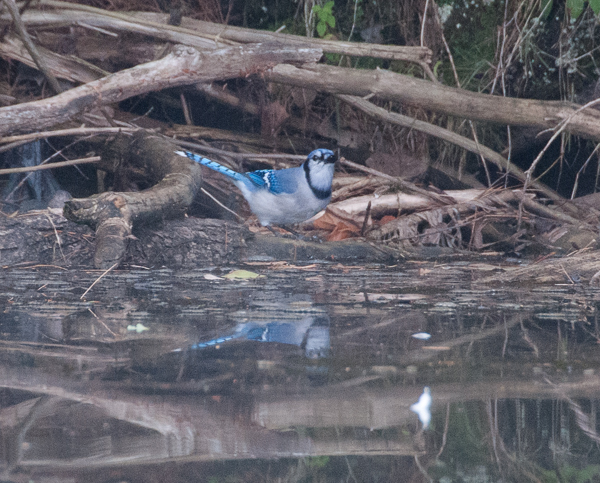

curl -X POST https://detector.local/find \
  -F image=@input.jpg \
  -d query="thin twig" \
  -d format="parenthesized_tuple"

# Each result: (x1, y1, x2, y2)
(80, 262, 118, 299)
(171, 138, 305, 161)
(3, 0, 63, 94)
(180, 92, 193, 125)
(523, 98, 600, 192)
(0, 140, 33, 154)
(336, 94, 564, 202)
(0, 156, 101, 176)
(340, 156, 453, 205)
(360, 200, 371, 236)
(0, 127, 137, 145)
(87, 308, 118, 336)
(420, 0, 430, 47)
(44, 213, 65, 262)
(200, 187, 245, 221)
(5, 136, 97, 201)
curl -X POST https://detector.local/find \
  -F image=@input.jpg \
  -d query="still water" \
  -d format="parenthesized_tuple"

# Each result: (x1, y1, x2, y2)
(0, 260, 599, 482)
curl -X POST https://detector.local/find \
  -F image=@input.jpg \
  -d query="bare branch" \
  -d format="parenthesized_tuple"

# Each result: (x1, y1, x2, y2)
(267, 63, 600, 142)
(0, 43, 322, 136)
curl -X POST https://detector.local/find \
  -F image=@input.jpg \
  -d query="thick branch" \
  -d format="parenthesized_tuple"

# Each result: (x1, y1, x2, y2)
(7, 8, 223, 50)
(266, 64, 600, 141)
(0, 43, 322, 137)
(336, 94, 563, 202)
(63, 131, 204, 268)
(18, 2, 431, 63)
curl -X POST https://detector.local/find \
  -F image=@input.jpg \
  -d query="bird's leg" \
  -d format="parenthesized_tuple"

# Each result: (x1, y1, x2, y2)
(266, 224, 303, 239)
(284, 225, 308, 239)
(276, 225, 323, 242)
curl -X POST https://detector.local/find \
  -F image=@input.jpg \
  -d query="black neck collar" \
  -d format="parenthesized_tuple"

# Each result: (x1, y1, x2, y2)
(304, 162, 331, 200)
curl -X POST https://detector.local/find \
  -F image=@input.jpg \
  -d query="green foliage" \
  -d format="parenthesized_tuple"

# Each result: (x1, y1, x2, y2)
(540, 0, 553, 19)
(567, 0, 600, 18)
(590, 0, 600, 15)
(312, 1, 336, 37)
(444, 0, 504, 90)
(540, 464, 600, 483)
(324, 52, 341, 63)
(305, 456, 330, 469)
(567, 0, 585, 19)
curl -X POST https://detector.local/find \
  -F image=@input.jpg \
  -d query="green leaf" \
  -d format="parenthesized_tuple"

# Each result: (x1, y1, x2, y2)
(323, 1, 335, 13)
(566, 0, 585, 19)
(326, 15, 335, 28)
(589, 0, 600, 14)
(317, 22, 327, 37)
(539, 0, 553, 18)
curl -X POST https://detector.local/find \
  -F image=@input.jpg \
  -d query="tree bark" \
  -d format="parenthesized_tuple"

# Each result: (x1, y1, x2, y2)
(0, 43, 322, 136)
(266, 64, 600, 141)
(0, 34, 106, 84)
(63, 131, 204, 268)
(13, 2, 432, 63)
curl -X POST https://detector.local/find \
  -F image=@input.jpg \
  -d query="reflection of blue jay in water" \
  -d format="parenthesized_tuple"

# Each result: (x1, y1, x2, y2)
(175, 149, 336, 226)
(177, 316, 330, 359)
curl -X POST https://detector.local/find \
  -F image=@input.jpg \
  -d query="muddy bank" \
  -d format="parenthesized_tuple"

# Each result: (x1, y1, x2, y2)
(0, 211, 399, 268)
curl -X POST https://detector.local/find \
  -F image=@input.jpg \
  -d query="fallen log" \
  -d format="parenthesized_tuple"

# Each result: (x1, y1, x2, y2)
(0, 42, 322, 136)
(266, 63, 600, 141)
(63, 131, 205, 268)
(11, 2, 432, 63)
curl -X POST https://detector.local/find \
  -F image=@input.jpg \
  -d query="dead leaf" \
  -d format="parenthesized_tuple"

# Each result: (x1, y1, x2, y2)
(379, 215, 397, 225)
(327, 221, 360, 241)
(313, 209, 361, 241)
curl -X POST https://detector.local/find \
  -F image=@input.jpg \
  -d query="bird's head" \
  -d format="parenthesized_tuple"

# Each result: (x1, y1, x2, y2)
(303, 149, 336, 197)
(305, 149, 336, 168)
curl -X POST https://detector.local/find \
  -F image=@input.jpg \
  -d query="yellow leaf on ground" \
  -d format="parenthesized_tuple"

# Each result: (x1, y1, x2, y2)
(224, 269, 263, 280)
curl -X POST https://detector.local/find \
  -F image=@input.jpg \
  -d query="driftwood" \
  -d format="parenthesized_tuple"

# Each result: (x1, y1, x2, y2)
(2, 1, 600, 270)
(476, 248, 600, 284)
(0, 211, 94, 267)
(63, 131, 205, 268)
(335, 94, 564, 203)
(266, 63, 600, 141)
(9, 129, 395, 269)
(0, 3, 599, 146)
(10, 2, 432, 63)
(0, 42, 322, 136)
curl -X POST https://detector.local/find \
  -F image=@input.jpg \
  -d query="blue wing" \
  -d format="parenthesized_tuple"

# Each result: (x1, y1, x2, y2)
(245, 168, 300, 194)
(176, 150, 301, 195)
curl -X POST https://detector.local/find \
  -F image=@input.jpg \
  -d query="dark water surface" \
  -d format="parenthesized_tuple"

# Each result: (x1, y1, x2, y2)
(1, 260, 599, 482)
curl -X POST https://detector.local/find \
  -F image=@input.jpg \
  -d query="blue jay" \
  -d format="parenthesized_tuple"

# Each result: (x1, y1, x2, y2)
(175, 149, 336, 226)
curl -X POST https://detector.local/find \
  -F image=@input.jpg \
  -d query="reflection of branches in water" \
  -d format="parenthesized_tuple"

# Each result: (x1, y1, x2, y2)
(1, 395, 64, 479)
(414, 454, 433, 483)
(545, 374, 600, 456)
(437, 402, 451, 459)
(486, 399, 507, 470)
(468, 372, 600, 482)
(481, 398, 545, 483)
(568, 398, 600, 444)
(519, 318, 539, 358)
(397, 314, 523, 365)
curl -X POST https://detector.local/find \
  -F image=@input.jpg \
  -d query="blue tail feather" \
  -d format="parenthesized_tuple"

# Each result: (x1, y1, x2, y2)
(175, 150, 247, 184)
